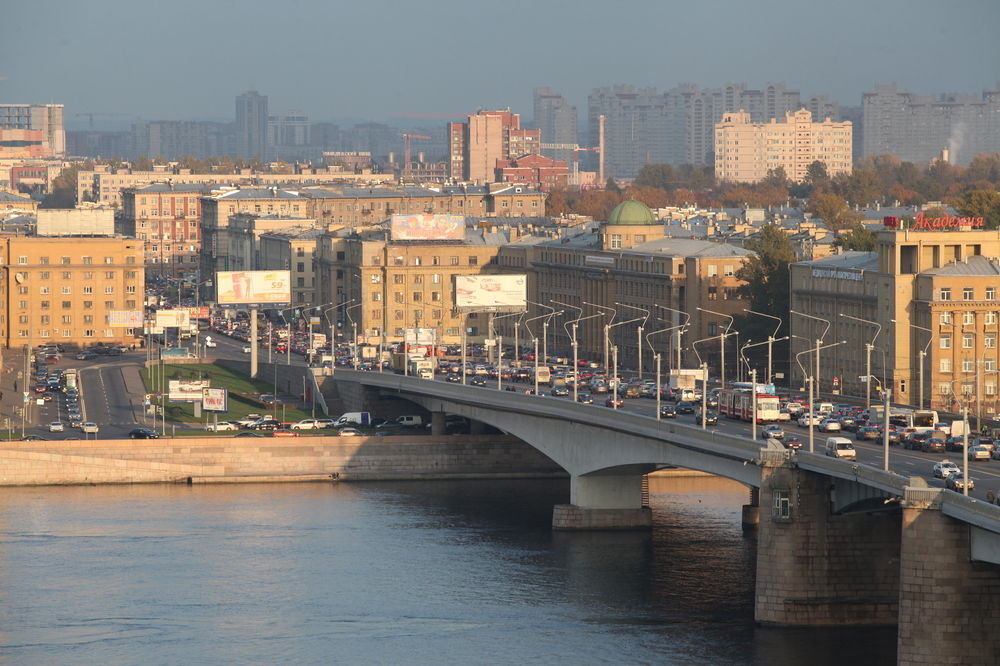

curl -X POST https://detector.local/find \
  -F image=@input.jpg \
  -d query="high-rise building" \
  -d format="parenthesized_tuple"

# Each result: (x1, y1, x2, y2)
(0, 104, 66, 156)
(235, 91, 268, 160)
(447, 110, 540, 182)
(130, 121, 232, 160)
(714, 109, 852, 183)
(588, 85, 671, 180)
(268, 110, 313, 162)
(533, 87, 578, 164)
(862, 83, 1000, 165)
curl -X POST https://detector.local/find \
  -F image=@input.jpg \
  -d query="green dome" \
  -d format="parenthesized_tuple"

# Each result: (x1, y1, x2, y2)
(607, 199, 656, 225)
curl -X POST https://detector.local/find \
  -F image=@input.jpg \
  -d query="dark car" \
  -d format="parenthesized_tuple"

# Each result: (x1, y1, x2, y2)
(904, 432, 930, 450)
(550, 385, 570, 397)
(676, 401, 695, 414)
(470, 376, 487, 387)
(445, 373, 462, 383)
(660, 404, 677, 418)
(248, 419, 281, 431)
(856, 425, 881, 441)
(605, 397, 624, 408)
(696, 409, 719, 425)
(783, 436, 803, 450)
(922, 437, 947, 453)
(129, 428, 159, 439)
(946, 436, 966, 452)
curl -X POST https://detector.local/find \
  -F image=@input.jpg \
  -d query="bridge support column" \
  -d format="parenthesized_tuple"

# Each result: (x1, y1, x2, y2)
(742, 486, 760, 530)
(430, 411, 446, 436)
(897, 485, 1000, 665)
(552, 474, 652, 531)
(755, 456, 900, 626)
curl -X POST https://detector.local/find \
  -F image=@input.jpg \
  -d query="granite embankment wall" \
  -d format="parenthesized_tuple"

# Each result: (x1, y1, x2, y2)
(0, 434, 567, 486)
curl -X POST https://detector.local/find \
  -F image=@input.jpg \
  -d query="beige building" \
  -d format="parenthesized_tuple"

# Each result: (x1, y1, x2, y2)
(259, 227, 324, 305)
(448, 110, 541, 182)
(0, 235, 144, 349)
(790, 225, 1000, 420)
(715, 109, 852, 183)
(228, 214, 318, 273)
(120, 184, 206, 277)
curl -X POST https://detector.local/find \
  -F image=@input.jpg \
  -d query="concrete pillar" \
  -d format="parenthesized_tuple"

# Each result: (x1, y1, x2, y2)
(755, 462, 900, 626)
(742, 486, 760, 530)
(430, 411, 446, 436)
(897, 485, 1000, 665)
(552, 473, 652, 531)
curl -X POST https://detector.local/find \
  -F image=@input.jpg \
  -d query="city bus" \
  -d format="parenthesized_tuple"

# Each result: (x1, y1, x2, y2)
(717, 388, 781, 423)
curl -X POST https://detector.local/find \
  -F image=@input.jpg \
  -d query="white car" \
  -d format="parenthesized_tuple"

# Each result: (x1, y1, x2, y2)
(797, 414, 822, 428)
(80, 422, 99, 434)
(242, 346, 252, 354)
(205, 421, 239, 431)
(933, 461, 960, 478)
(48, 421, 65, 432)
(818, 419, 842, 433)
(291, 418, 334, 430)
(338, 427, 362, 437)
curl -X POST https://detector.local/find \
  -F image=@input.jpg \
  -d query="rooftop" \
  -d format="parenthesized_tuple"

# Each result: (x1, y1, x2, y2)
(922, 254, 1000, 276)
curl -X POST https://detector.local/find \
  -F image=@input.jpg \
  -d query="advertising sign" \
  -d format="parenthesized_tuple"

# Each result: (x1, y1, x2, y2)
(168, 379, 209, 402)
(310, 333, 327, 349)
(404, 328, 437, 345)
(155, 309, 191, 328)
(453, 275, 527, 312)
(390, 214, 465, 241)
(201, 387, 228, 412)
(188, 306, 210, 319)
(215, 270, 291, 307)
(108, 310, 144, 328)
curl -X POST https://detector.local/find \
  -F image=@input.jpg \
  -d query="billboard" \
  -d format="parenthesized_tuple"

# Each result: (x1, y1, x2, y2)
(404, 328, 437, 345)
(454, 275, 527, 311)
(390, 214, 465, 241)
(202, 387, 228, 412)
(216, 270, 291, 307)
(155, 309, 191, 328)
(109, 310, 144, 328)
(168, 379, 209, 402)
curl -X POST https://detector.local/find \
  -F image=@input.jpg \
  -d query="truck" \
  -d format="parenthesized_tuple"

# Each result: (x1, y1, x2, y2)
(64, 370, 78, 390)
(391, 352, 437, 379)
(668, 368, 707, 397)
(334, 412, 371, 427)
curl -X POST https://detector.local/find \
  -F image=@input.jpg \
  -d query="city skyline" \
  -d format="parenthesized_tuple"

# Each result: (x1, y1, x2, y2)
(2, 0, 998, 127)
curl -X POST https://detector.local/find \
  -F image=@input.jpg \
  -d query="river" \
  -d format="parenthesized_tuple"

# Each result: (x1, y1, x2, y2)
(0, 476, 895, 665)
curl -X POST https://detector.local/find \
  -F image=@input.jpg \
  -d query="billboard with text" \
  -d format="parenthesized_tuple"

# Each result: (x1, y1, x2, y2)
(169, 379, 209, 402)
(453, 275, 527, 312)
(216, 270, 291, 307)
(109, 310, 144, 328)
(202, 387, 228, 412)
(391, 214, 465, 241)
(155, 309, 190, 328)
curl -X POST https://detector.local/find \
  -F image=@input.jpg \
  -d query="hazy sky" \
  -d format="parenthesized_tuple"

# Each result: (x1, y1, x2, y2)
(3, 0, 999, 129)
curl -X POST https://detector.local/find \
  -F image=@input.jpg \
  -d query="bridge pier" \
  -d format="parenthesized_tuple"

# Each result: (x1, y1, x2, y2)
(755, 460, 900, 627)
(552, 474, 652, 531)
(431, 411, 446, 436)
(742, 486, 760, 530)
(897, 484, 1000, 665)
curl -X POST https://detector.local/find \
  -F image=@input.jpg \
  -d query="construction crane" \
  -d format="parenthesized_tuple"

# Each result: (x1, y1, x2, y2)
(75, 112, 138, 129)
(537, 115, 605, 184)
(401, 134, 430, 179)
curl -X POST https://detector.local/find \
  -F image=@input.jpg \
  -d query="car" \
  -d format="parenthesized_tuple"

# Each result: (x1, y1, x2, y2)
(945, 474, 974, 492)
(856, 425, 882, 441)
(445, 373, 462, 383)
(576, 392, 593, 404)
(234, 414, 264, 428)
(797, 414, 822, 428)
(659, 404, 677, 418)
(470, 376, 487, 387)
(80, 422, 99, 434)
(19, 434, 48, 441)
(933, 461, 960, 478)
(48, 421, 65, 432)
(974, 438, 997, 454)
(676, 401, 695, 414)
(68, 416, 84, 428)
(129, 428, 159, 439)
(42, 393, 54, 402)
(550, 385, 569, 397)
(291, 419, 324, 430)
(605, 397, 624, 408)
(248, 419, 281, 431)
(271, 428, 300, 437)
(922, 437, 947, 453)
(234, 431, 264, 437)
(338, 427, 362, 436)
(783, 436, 803, 450)
(761, 424, 785, 440)
(75, 351, 97, 360)
(205, 421, 239, 432)
(242, 346, 252, 354)
(818, 419, 842, 433)
(968, 445, 991, 462)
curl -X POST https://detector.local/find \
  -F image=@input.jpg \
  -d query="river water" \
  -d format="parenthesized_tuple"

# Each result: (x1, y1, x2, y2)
(0, 477, 895, 665)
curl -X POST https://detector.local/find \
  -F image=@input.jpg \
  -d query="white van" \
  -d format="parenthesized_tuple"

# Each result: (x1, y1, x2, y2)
(817, 402, 835, 414)
(825, 437, 856, 461)
(335, 412, 371, 427)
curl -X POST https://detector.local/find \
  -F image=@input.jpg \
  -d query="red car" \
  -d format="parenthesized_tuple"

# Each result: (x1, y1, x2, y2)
(271, 428, 300, 437)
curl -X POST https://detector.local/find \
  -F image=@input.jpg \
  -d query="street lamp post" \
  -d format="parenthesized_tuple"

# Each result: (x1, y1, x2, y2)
(796, 340, 847, 454)
(744, 309, 783, 386)
(526, 308, 562, 396)
(490, 310, 525, 391)
(891, 319, 933, 410)
(742, 337, 790, 388)
(840, 313, 882, 409)
(344, 302, 361, 370)
(791, 310, 831, 397)
(697, 307, 734, 389)
(583, 301, 615, 372)
(645, 321, 687, 422)
(656, 305, 690, 371)
(608, 315, 644, 381)
(560, 310, 604, 402)
(615, 302, 650, 379)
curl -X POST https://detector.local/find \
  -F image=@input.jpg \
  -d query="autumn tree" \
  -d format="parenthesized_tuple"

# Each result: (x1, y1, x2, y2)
(808, 192, 859, 231)
(833, 168, 883, 207)
(834, 224, 877, 251)
(633, 164, 676, 190)
(545, 189, 570, 217)
(570, 189, 621, 220)
(955, 190, 1000, 229)
(733, 223, 796, 342)
(40, 161, 93, 208)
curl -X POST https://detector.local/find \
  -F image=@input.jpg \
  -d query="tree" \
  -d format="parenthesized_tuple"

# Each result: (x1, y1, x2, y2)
(833, 168, 883, 207)
(605, 177, 621, 194)
(40, 161, 92, 208)
(763, 166, 789, 189)
(633, 164, 675, 190)
(808, 193, 859, 231)
(570, 189, 621, 220)
(733, 224, 795, 342)
(955, 190, 1000, 229)
(544, 189, 570, 217)
(133, 154, 154, 170)
(805, 161, 829, 187)
(623, 185, 668, 209)
(834, 224, 877, 251)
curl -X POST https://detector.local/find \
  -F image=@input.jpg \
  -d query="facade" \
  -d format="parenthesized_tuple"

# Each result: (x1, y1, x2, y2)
(120, 184, 207, 276)
(448, 110, 541, 182)
(268, 110, 314, 162)
(259, 227, 324, 305)
(533, 87, 578, 164)
(0, 129, 51, 158)
(0, 190, 40, 214)
(0, 235, 144, 349)
(495, 154, 569, 191)
(130, 121, 234, 160)
(235, 91, 269, 160)
(715, 109, 853, 183)
(227, 214, 318, 273)
(0, 104, 65, 157)
(862, 82, 1000, 165)
(789, 225, 1000, 420)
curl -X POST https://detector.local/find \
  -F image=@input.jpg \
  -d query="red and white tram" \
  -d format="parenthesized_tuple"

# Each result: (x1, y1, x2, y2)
(717, 388, 780, 423)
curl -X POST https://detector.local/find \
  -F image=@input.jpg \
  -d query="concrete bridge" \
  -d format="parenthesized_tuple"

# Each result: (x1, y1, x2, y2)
(333, 369, 1000, 666)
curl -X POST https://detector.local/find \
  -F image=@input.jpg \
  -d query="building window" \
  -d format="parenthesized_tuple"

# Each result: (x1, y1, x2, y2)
(413, 257, 421, 266)
(450, 256, 459, 266)
(39, 287, 50, 295)
(84, 272, 93, 280)
(986, 358, 997, 372)
(370, 274, 381, 284)
(468, 256, 478, 266)
(963, 334, 974, 349)
(431, 292, 441, 301)
(610, 234, 622, 249)
(82, 257, 92, 265)
(413, 275, 423, 285)
(963, 287, 975, 301)
(40, 271, 50, 280)
(372, 293, 381, 302)
(40, 301, 49, 310)
(394, 292, 404, 304)
(61, 257, 71, 265)
(17, 256, 26, 265)
(83, 286, 92, 294)
(724, 265, 734, 276)
(432, 256, 440, 266)
(962, 358, 975, 372)
(105, 271, 115, 279)
(987, 287, 997, 300)
(938, 382, 951, 395)
(773, 489, 791, 521)
(939, 312, 952, 326)
(708, 323, 717, 336)
(986, 382, 997, 396)
(986, 334, 997, 349)
(83, 330, 94, 337)
(412, 292, 422, 302)
(963, 312, 975, 326)
(707, 265, 718, 277)
(393, 275, 404, 284)
(940, 358, 952, 372)
(939, 288, 951, 301)
(940, 335, 952, 349)
(62, 301, 71, 309)
(62, 316, 71, 324)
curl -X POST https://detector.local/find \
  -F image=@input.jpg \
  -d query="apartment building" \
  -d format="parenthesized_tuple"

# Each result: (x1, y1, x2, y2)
(533, 87, 578, 164)
(0, 104, 65, 157)
(259, 227, 324, 305)
(448, 110, 541, 182)
(790, 224, 1000, 419)
(120, 184, 206, 276)
(0, 235, 144, 349)
(227, 214, 318, 273)
(715, 109, 852, 183)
